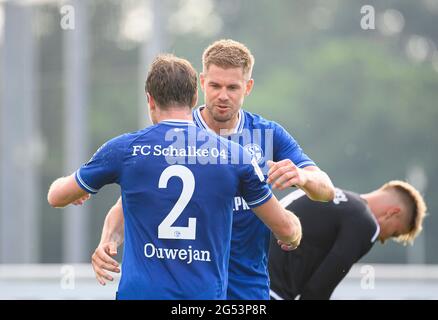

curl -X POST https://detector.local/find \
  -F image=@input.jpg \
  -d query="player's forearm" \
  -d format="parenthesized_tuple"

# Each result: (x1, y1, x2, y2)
(254, 198, 302, 246)
(276, 209, 302, 246)
(301, 170, 335, 202)
(48, 174, 86, 208)
(48, 177, 69, 207)
(100, 198, 125, 246)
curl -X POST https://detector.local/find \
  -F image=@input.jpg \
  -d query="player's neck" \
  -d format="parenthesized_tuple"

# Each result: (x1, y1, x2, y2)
(361, 191, 384, 219)
(155, 108, 193, 123)
(200, 107, 239, 135)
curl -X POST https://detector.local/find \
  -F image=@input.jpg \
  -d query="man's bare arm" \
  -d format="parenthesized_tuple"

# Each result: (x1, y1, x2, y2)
(47, 174, 89, 208)
(252, 196, 302, 249)
(100, 197, 125, 246)
(92, 197, 124, 285)
(267, 160, 335, 202)
(300, 166, 335, 201)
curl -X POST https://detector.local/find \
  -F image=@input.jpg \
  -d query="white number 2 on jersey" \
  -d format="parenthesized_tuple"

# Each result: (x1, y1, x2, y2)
(158, 165, 196, 240)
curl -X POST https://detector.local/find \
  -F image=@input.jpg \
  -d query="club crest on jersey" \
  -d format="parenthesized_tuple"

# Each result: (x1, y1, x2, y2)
(244, 143, 264, 164)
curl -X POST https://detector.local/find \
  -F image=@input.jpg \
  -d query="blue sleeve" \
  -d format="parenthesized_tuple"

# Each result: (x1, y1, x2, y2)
(75, 137, 123, 194)
(273, 122, 316, 168)
(239, 148, 273, 208)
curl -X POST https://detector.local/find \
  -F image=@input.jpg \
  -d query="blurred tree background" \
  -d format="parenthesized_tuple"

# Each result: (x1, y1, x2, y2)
(2, 0, 436, 264)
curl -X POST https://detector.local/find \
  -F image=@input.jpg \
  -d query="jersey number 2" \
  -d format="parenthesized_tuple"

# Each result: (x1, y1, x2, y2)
(158, 165, 196, 240)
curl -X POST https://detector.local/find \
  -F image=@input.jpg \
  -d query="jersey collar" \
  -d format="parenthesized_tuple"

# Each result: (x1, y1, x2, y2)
(360, 195, 381, 243)
(369, 213, 381, 243)
(193, 105, 245, 134)
(160, 119, 196, 126)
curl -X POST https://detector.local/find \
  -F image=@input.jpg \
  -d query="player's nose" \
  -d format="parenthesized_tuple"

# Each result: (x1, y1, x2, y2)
(218, 88, 229, 101)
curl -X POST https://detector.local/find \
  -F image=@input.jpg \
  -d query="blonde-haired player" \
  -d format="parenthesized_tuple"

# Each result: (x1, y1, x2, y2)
(269, 180, 427, 300)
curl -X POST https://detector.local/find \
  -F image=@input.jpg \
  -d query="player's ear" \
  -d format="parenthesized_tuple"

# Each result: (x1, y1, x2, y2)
(245, 78, 254, 96)
(199, 73, 206, 92)
(386, 207, 401, 220)
(147, 93, 156, 110)
(191, 91, 198, 108)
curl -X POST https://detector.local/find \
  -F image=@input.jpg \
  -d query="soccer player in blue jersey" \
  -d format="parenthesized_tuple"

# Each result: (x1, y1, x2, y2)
(47, 54, 302, 300)
(91, 40, 335, 299)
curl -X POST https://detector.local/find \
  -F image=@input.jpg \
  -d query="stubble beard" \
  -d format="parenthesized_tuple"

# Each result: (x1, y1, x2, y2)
(206, 104, 238, 123)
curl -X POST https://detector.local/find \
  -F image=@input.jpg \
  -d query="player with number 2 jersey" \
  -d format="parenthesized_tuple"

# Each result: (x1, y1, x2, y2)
(75, 121, 273, 299)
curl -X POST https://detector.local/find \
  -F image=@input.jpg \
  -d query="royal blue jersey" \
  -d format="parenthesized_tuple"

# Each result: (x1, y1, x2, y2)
(75, 119, 272, 300)
(194, 107, 316, 300)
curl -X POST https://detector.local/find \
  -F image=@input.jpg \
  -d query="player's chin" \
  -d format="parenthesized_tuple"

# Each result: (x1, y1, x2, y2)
(213, 107, 235, 118)
(214, 114, 234, 123)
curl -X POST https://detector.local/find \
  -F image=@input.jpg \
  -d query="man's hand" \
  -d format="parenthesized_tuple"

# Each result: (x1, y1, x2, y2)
(267, 159, 308, 191)
(72, 194, 90, 206)
(91, 241, 120, 286)
(277, 239, 300, 251)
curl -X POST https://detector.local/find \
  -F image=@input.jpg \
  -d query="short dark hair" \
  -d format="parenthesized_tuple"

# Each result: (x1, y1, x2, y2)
(145, 54, 198, 109)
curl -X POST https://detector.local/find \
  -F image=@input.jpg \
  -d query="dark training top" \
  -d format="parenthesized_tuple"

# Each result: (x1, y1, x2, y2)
(269, 189, 380, 300)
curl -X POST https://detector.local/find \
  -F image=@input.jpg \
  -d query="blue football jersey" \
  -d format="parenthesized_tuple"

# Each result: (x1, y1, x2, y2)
(75, 120, 272, 300)
(194, 107, 316, 300)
